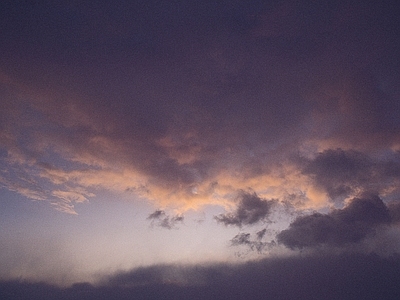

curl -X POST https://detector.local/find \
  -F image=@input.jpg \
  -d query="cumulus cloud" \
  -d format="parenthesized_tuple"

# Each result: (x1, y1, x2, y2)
(147, 210, 184, 230)
(214, 191, 277, 227)
(277, 194, 393, 250)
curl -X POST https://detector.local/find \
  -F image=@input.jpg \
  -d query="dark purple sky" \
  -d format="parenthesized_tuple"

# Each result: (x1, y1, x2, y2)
(1, 0, 400, 298)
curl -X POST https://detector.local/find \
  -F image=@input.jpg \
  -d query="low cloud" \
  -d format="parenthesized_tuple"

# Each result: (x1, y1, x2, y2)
(215, 191, 277, 227)
(3, 252, 400, 299)
(147, 210, 184, 229)
(277, 194, 392, 250)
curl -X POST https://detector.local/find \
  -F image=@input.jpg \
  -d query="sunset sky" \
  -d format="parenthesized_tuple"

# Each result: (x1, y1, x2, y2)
(1, 0, 400, 298)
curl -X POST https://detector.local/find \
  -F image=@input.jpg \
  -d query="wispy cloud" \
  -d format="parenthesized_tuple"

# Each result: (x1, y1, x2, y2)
(147, 210, 184, 229)
(230, 229, 275, 254)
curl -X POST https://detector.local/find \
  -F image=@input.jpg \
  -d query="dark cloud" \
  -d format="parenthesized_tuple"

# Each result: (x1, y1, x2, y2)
(0, 0, 399, 212)
(277, 194, 392, 250)
(231, 232, 252, 246)
(2, 252, 400, 300)
(388, 202, 400, 224)
(300, 149, 400, 200)
(256, 228, 267, 239)
(306, 70, 400, 150)
(215, 191, 277, 227)
(147, 210, 184, 229)
(230, 229, 274, 253)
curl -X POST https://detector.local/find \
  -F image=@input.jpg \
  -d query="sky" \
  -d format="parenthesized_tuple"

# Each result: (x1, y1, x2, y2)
(1, 0, 400, 298)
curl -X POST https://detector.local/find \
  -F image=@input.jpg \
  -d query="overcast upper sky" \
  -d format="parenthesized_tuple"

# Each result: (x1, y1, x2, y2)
(1, 0, 400, 298)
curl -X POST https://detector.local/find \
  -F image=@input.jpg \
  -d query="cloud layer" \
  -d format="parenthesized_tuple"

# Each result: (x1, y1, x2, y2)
(2, 252, 400, 299)
(1, 0, 399, 215)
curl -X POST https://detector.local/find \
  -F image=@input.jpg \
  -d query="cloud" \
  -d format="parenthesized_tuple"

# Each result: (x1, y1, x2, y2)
(230, 229, 275, 254)
(0, 0, 400, 216)
(300, 149, 400, 201)
(214, 191, 277, 227)
(277, 194, 392, 250)
(0, 0, 314, 213)
(388, 202, 400, 224)
(230, 232, 252, 246)
(147, 210, 184, 230)
(1, 2, 400, 298)
(0, 150, 96, 214)
(2, 252, 400, 299)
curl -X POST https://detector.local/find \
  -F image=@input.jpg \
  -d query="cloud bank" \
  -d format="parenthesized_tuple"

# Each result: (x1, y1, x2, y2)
(2, 252, 400, 300)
